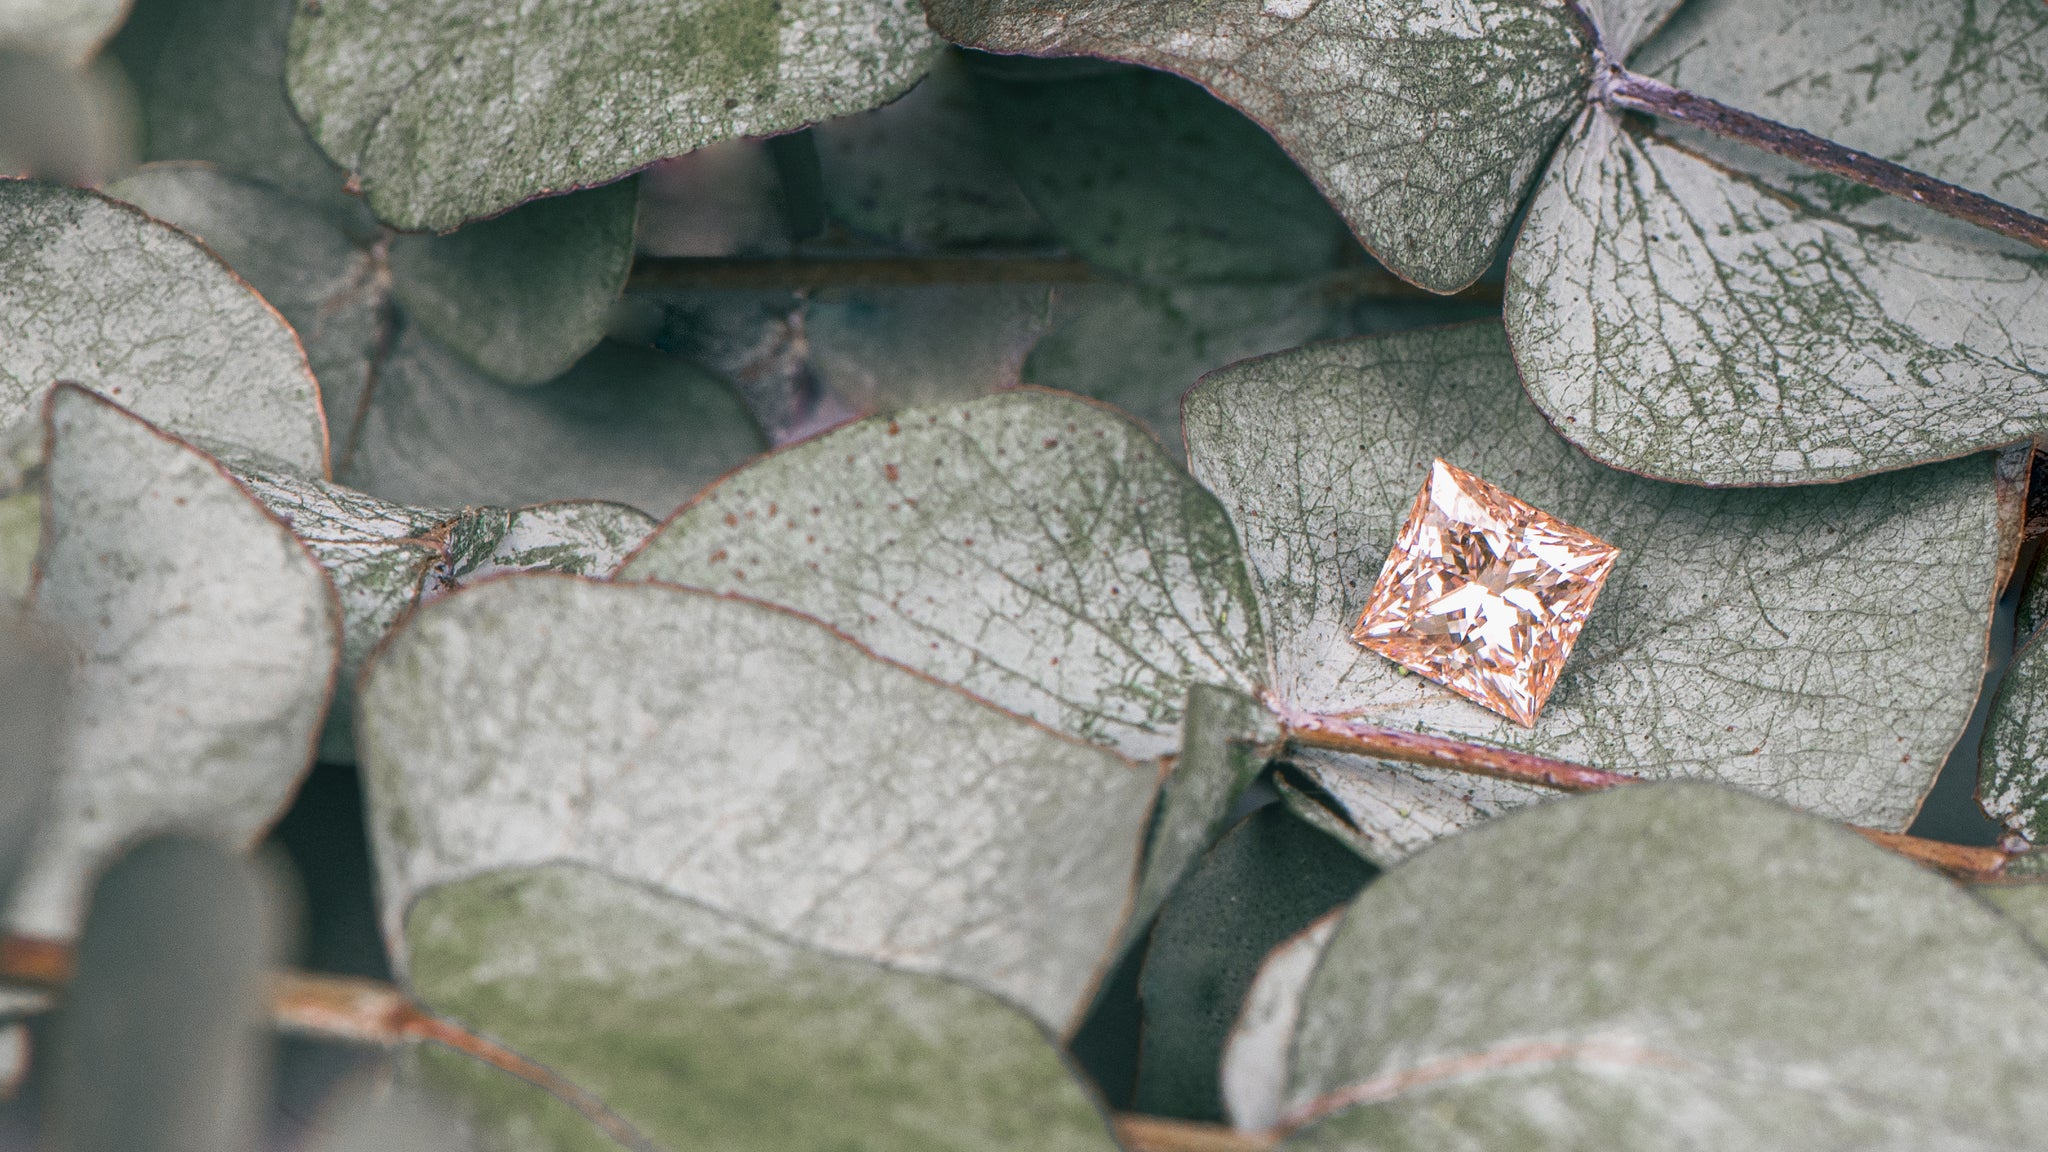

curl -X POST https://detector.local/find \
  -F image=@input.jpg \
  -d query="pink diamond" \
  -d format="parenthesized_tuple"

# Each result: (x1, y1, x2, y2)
(1352, 459, 1619, 727)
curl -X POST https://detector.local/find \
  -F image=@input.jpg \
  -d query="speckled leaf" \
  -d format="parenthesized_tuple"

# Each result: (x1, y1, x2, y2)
(441, 501, 655, 585)
(971, 61, 1352, 284)
(1220, 912, 1336, 1133)
(1273, 783, 2048, 1149)
(387, 182, 638, 387)
(922, 0, 1590, 293)
(18, 386, 339, 937)
(0, 181, 329, 475)
(1136, 805, 1372, 1123)
(106, 163, 389, 453)
(399, 864, 1120, 1152)
(620, 390, 1266, 759)
(1508, 109, 2048, 485)
(1184, 324, 2006, 845)
(358, 576, 1157, 1033)
(1978, 630, 2048, 845)
(343, 328, 765, 517)
(0, 0, 125, 63)
(285, 0, 944, 229)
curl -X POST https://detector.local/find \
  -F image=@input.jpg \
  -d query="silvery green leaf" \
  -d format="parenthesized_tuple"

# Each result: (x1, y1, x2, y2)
(0, 181, 329, 475)
(805, 284, 1052, 412)
(358, 576, 1157, 1033)
(106, 163, 389, 452)
(399, 864, 1120, 1152)
(1220, 912, 1337, 1133)
(342, 328, 764, 517)
(1184, 324, 2007, 844)
(969, 61, 1352, 284)
(1976, 881, 2048, 949)
(0, 619, 64, 905)
(0, 0, 123, 63)
(0, 419, 38, 603)
(18, 386, 339, 937)
(1273, 749, 1553, 869)
(1507, 108, 2048, 485)
(813, 49, 1048, 251)
(1273, 783, 2048, 1149)
(921, 0, 1591, 293)
(440, 501, 655, 585)
(1577, 0, 1685, 60)
(285, 0, 944, 229)
(387, 182, 638, 387)
(620, 390, 1266, 759)
(1979, 630, 2048, 844)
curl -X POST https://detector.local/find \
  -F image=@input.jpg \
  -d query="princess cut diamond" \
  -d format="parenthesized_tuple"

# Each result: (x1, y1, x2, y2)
(1352, 459, 1619, 727)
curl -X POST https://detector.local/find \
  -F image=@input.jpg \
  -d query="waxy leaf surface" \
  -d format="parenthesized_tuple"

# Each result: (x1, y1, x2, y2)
(286, 0, 942, 229)
(922, 0, 1590, 293)
(622, 390, 1265, 759)
(1979, 630, 2048, 844)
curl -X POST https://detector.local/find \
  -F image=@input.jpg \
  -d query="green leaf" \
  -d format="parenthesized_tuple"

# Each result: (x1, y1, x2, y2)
(17, 386, 339, 937)
(0, 420, 39, 604)
(921, 0, 1591, 293)
(1219, 911, 1337, 1132)
(1183, 324, 2008, 847)
(357, 575, 1157, 1033)
(0, 181, 330, 475)
(1507, 108, 2048, 485)
(1271, 749, 1553, 868)
(968, 60, 1353, 284)
(285, 0, 944, 229)
(402, 863, 1120, 1152)
(1271, 783, 2048, 1148)
(105, 163, 389, 453)
(342, 328, 765, 517)
(387, 182, 639, 387)
(1976, 881, 2048, 949)
(1136, 805, 1373, 1123)
(0, 0, 125, 63)
(441, 501, 655, 584)
(1979, 630, 2048, 844)
(805, 284, 1053, 412)
(619, 390, 1267, 759)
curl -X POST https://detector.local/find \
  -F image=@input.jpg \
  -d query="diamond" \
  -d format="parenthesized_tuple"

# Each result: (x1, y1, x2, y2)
(1352, 459, 1619, 727)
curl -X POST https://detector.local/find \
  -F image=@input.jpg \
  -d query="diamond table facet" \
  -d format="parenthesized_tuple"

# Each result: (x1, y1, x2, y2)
(1352, 459, 1619, 727)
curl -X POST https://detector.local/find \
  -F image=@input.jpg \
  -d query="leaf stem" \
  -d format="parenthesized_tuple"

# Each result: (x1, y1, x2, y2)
(1113, 1114, 1276, 1152)
(1597, 64, 2048, 252)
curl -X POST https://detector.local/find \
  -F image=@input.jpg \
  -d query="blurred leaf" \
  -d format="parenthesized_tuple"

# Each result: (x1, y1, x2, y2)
(620, 390, 1266, 759)
(1220, 912, 1336, 1133)
(343, 328, 764, 517)
(0, 0, 124, 63)
(643, 288, 824, 442)
(970, 61, 1352, 284)
(401, 863, 1121, 1152)
(1271, 783, 2048, 1148)
(634, 141, 793, 258)
(0, 181, 329, 475)
(1183, 324, 2008, 854)
(1136, 805, 1373, 1123)
(805, 283, 1052, 412)
(0, 419, 39, 603)
(358, 576, 1157, 1033)
(0, 618, 64, 904)
(285, 0, 944, 229)
(922, 0, 1590, 293)
(106, 163, 390, 453)
(388, 182, 638, 387)
(0, 50, 136, 183)
(1976, 881, 2048, 949)
(51, 837, 273, 1152)
(17, 387, 339, 936)
(814, 49, 1048, 250)
(1577, 0, 1685, 60)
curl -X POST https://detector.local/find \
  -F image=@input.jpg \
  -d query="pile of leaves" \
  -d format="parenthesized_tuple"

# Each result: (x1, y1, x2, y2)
(7, 0, 2048, 1148)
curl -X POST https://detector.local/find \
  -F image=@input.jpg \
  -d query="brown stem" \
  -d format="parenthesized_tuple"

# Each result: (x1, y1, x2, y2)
(1599, 65, 2048, 252)
(1113, 1114, 1276, 1152)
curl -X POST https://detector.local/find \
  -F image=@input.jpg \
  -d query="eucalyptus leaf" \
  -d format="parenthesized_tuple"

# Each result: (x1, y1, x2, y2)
(343, 328, 764, 517)
(285, 0, 944, 229)
(358, 575, 1157, 1033)
(620, 389, 1266, 759)
(0, 50, 136, 185)
(387, 182, 638, 388)
(921, 0, 1591, 293)
(1578, 0, 1684, 60)
(635, 141, 794, 258)
(1183, 324, 2007, 841)
(0, 0, 124, 63)
(18, 386, 339, 936)
(0, 420, 39, 603)
(1975, 881, 2048, 950)
(805, 284, 1052, 413)
(1273, 783, 2048, 1149)
(440, 501, 655, 585)
(1220, 912, 1337, 1134)
(0, 180, 329, 475)
(970, 61, 1353, 284)
(1273, 749, 1552, 869)
(0, 619, 64, 905)
(400, 863, 1120, 1152)
(1979, 629, 2048, 844)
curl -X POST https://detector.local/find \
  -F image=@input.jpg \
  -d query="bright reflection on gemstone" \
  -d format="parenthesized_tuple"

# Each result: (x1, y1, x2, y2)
(1352, 459, 1619, 727)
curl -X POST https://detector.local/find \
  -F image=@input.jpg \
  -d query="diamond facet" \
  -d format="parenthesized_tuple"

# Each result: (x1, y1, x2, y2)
(1352, 459, 1619, 727)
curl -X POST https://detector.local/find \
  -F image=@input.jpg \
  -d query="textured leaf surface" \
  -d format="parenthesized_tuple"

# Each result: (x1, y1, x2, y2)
(1184, 324, 2006, 837)
(1980, 631, 2048, 844)
(1221, 912, 1336, 1133)
(0, 181, 328, 474)
(404, 864, 1119, 1152)
(19, 387, 338, 936)
(388, 182, 638, 387)
(621, 390, 1265, 759)
(1274, 749, 1553, 868)
(1275, 784, 2048, 1149)
(358, 576, 1156, 1032)
(1508, 110, 2048, 485)
(440, 501, 655, 585)
(922, 0, 1590, 293)
(285, 0, 942, 229)
(971, 61, 1352, 283)
(107, 164, 388, 452)
(1578, 0, 1684, 59)
(343, 329, 764, 517)
(1136, 806, 1372, 1123)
